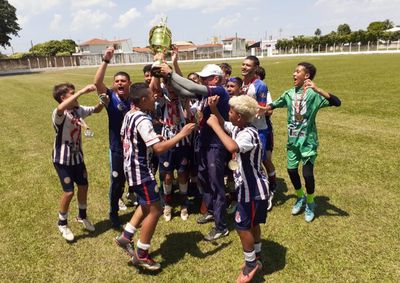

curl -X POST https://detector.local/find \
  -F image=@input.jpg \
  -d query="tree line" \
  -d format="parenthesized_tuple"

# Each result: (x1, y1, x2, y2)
(276, 20, 400, 50)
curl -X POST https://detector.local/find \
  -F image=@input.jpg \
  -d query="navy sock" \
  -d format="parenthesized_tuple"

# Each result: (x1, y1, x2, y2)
(123, 230, 134, 240)
(137, 247, 148, 259)
(79, 208, 87, 219)
(243, 260, 257, 275)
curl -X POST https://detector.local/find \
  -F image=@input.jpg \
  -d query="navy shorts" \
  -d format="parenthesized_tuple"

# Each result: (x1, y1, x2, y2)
(53, 162, 88, 192)
(130, 180, 160, 205)
(235, 199, 268, 231)
(158, 146, 190, 174)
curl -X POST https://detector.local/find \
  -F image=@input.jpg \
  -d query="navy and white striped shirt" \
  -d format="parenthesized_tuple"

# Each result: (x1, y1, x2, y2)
(52, 106, 94, 165)
(224, 122, 269, 203)
(159, 88, 190, 147)
(121, 110, 160, 186)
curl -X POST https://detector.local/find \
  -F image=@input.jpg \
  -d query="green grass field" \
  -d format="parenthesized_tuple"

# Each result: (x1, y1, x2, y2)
(1, 54, 399, 282)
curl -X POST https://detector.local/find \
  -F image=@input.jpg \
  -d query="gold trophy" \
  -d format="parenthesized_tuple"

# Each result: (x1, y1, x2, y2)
(148, 17, 172, 77)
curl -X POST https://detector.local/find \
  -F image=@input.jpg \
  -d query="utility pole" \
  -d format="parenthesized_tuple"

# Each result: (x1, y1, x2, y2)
(235, 32, 238, 57)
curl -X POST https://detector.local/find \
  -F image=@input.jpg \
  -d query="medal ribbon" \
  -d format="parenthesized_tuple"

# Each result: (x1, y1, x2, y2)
(295, 87, 307, 115)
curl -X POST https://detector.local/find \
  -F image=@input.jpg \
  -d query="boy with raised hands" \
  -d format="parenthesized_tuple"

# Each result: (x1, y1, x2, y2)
(207, 94, 269, 283)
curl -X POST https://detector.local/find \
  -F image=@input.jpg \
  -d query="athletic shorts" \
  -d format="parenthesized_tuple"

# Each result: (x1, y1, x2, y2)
(159, 146, 190, 174)
(287, 145, 317, 169)
(235, 199, 268, 231)
(53, 162, 88, 192)
(129, 180, 160, 205)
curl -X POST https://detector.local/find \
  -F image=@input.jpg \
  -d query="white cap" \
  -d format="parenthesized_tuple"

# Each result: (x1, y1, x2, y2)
(196, 64, 223, 77)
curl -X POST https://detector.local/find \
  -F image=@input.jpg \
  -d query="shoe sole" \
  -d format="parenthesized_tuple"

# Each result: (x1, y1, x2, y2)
(75, 217, 95, 232)
(204, 230, 229, 241)
(196, 217, 214, 224)
(130, 256, 161, 271)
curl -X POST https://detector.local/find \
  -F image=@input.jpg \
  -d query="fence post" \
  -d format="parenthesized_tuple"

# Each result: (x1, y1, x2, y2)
(27, 58, 31, 70)
(367, 41, 370, 51)
(333, 43, 336, 53)
(37, 58, 40, 68)
(376, 40, 379, 51)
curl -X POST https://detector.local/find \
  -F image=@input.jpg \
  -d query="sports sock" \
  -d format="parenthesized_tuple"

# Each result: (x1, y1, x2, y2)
(268, 171, 276, 192)
(295, 188, 305, 198)
(58, 211, 68, 226)
(243, 249, 257, 275)
(254, 242, 262, 259)
(122, 222, 137, 240)
(163, 183, 173, 205)
(78, 203, 87, 219)
(179, 182, 188, 206)
(306, 193, 315, 204)
(137, 240, 150, 258)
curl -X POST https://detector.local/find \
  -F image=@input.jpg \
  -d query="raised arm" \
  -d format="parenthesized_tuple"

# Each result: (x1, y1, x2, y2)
(159, 63, 209, 96)
(56, 84, 96, 115)
(305, 79, 341, 106)
(152, 123, 196, 154)
(171, 46, 183, 77)
(208, 95, 224, 126)
(207, 115, 238, 154)
(94, 47, 114, 94)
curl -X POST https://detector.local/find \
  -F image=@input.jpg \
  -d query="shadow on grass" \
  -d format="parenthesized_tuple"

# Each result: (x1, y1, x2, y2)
(73, 210, 135, 241)
(272, 177, 291, 207)
(314, 196, 349, 218)
(253, 239, 287, 282)
(154, 231, 231, 269)
(0, 70, 42, 76)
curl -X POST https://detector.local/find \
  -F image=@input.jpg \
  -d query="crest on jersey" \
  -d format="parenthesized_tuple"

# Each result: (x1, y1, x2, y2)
(235, 211, 241, 223)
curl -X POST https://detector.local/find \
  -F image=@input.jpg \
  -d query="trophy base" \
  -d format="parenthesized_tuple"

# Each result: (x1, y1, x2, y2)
(151, 60, 163, 78)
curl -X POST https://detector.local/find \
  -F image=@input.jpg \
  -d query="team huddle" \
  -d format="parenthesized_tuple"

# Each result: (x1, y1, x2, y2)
(51, 47, 341, 283)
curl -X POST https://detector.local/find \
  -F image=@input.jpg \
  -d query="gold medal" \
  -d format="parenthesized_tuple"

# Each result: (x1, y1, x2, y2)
(228, 159, 239, 171)
(195, 110, 203, 124)
(295, 113, 303, 122)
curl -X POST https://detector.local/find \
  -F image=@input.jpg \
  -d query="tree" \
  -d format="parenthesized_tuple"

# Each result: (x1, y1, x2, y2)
(337, 24, 351, 36)
(367, 20, 393, 32)
(382, 19, 394, 30)
(314, 28, 321, 36)
(30, 39, 77, 56)
(0, 0, 21, 48)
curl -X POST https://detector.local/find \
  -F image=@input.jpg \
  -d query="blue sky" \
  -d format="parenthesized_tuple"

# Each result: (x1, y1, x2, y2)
(3, 0, 400, 54)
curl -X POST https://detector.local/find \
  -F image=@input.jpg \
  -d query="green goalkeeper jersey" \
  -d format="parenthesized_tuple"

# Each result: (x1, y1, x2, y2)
(271, 87, 330, 153)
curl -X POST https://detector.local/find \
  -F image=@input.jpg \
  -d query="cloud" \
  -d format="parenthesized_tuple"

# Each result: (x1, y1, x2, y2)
(113, 8, 141, 29)
(315, 0, 400, 15)
(70, 0, 116, 9)
(50, 14, 62, 32)
(71, 9, 110, 31)
(213, 13, 241, 30)
(9, 0, 61, 13)
(146, 0, 247, 13)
